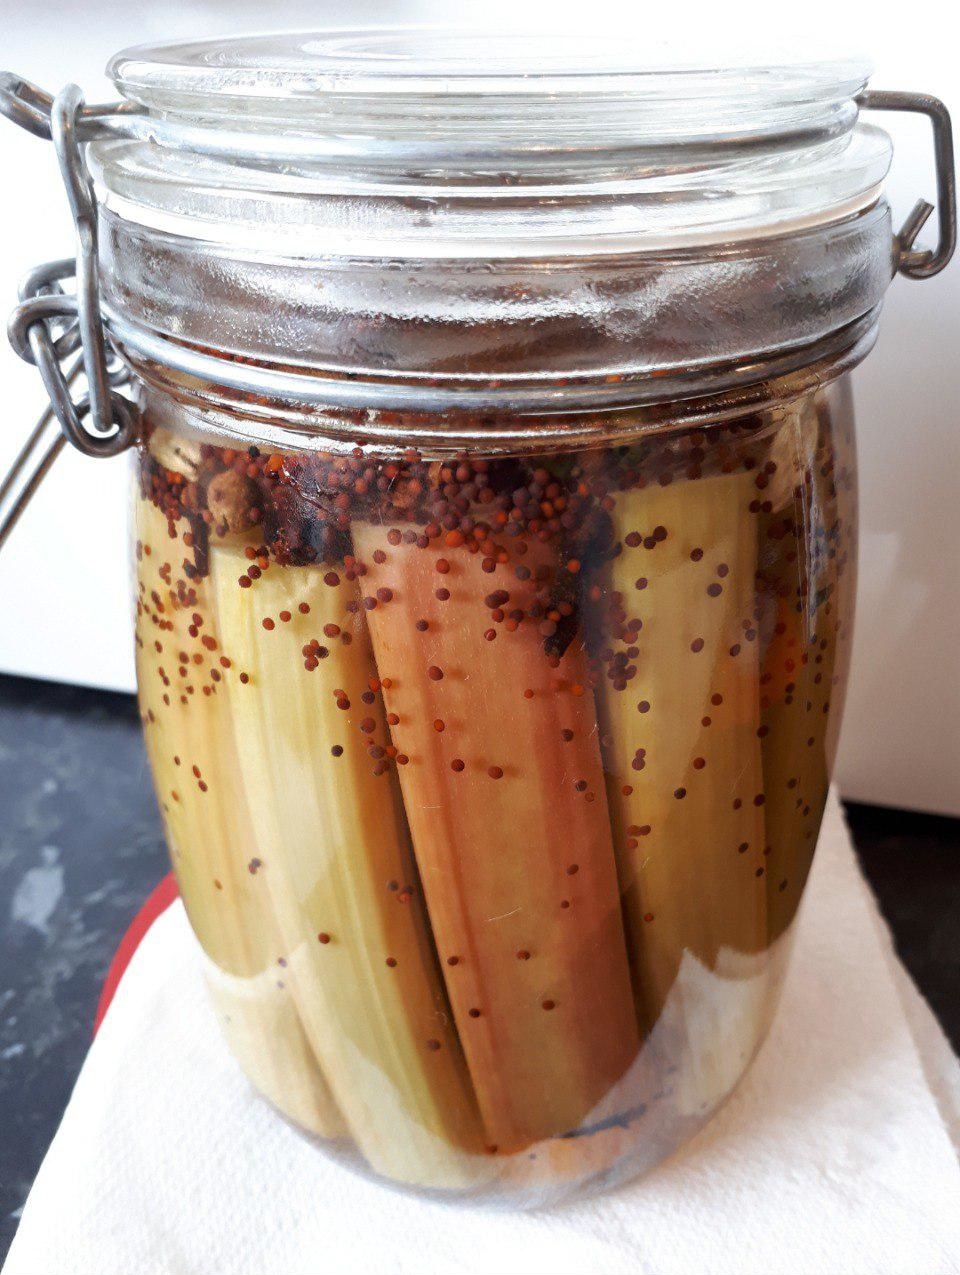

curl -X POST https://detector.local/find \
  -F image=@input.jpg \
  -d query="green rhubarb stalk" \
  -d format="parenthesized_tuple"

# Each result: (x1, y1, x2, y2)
(598, 469, 769, 1104)
(135, 496, 344, 1137)
(208, 535, 488, 1188)
(758, 398, 856, 943)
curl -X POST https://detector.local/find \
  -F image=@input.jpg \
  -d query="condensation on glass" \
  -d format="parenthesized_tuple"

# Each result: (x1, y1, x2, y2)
(5, 29, 937, 1206)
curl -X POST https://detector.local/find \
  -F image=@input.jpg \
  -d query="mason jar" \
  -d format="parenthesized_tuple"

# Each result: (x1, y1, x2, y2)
(0, 30, 954, 1207)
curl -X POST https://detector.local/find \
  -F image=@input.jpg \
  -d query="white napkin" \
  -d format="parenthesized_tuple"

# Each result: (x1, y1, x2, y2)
(5, 791, 960, 1275)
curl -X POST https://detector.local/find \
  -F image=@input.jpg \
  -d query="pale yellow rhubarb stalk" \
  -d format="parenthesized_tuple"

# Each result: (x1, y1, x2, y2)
(201, 954, 342, 1136)
(134, 496, 343, 1137)
(598, 470, 769, 1105)
(352, 524, 639, 1153)
(208, 536, 487, 1188)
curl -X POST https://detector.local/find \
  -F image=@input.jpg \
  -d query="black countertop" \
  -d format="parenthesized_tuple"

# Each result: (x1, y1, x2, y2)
(1, 672, 957, 1258)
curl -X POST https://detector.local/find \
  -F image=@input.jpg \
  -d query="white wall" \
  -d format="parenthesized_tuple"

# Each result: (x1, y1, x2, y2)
(0, 0, 957, 813)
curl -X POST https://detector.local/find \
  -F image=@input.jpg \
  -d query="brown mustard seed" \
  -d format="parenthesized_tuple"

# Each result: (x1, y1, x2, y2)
(487, 765, 504, 779)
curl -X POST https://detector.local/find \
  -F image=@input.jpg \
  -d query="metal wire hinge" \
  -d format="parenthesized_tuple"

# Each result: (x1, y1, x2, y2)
(0, 76, 139, 548)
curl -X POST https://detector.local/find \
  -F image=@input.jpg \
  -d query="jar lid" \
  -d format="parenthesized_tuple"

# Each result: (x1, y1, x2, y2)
(109, 28, 868, 145)
(81, 29, 900, 415)
(99, 29, 889, 255)
(110, 28, 868, 104)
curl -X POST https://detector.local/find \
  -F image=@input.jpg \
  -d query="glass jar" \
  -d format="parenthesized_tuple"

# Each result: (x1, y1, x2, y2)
(0, 31, 955, 1208)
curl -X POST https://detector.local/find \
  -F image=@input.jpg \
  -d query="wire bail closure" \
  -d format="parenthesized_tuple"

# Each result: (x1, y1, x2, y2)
(0, 75, 140, 548)
(857, 90, 957, 280)
(0, 70, 956, 551)
(1, 78, 139, 456)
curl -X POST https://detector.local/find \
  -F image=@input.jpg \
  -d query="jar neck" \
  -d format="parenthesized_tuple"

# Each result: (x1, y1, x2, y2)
(101, 200, 892, 421)
(134, 311, 877, 459)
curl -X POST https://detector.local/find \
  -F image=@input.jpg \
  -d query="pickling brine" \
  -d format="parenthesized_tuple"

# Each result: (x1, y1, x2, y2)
(133, 378, 855, 1204)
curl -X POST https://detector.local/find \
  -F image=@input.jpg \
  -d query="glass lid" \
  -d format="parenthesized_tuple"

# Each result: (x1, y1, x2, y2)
(96, 27, 891, 257)
(87, 27, 896, 409)
(108, 28, 872, 148)
(109, 29, 868, 105)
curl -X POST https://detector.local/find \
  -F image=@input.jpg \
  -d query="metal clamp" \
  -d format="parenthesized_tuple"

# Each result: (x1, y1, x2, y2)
(1, 78, 139, 443)
(858, 89, 957, 280)
(0, 76, 139, 548)
(0, 258, 132, 549)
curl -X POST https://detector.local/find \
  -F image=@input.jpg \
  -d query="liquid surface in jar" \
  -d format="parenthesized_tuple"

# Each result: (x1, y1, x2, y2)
(133, 383, 856, 1205)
